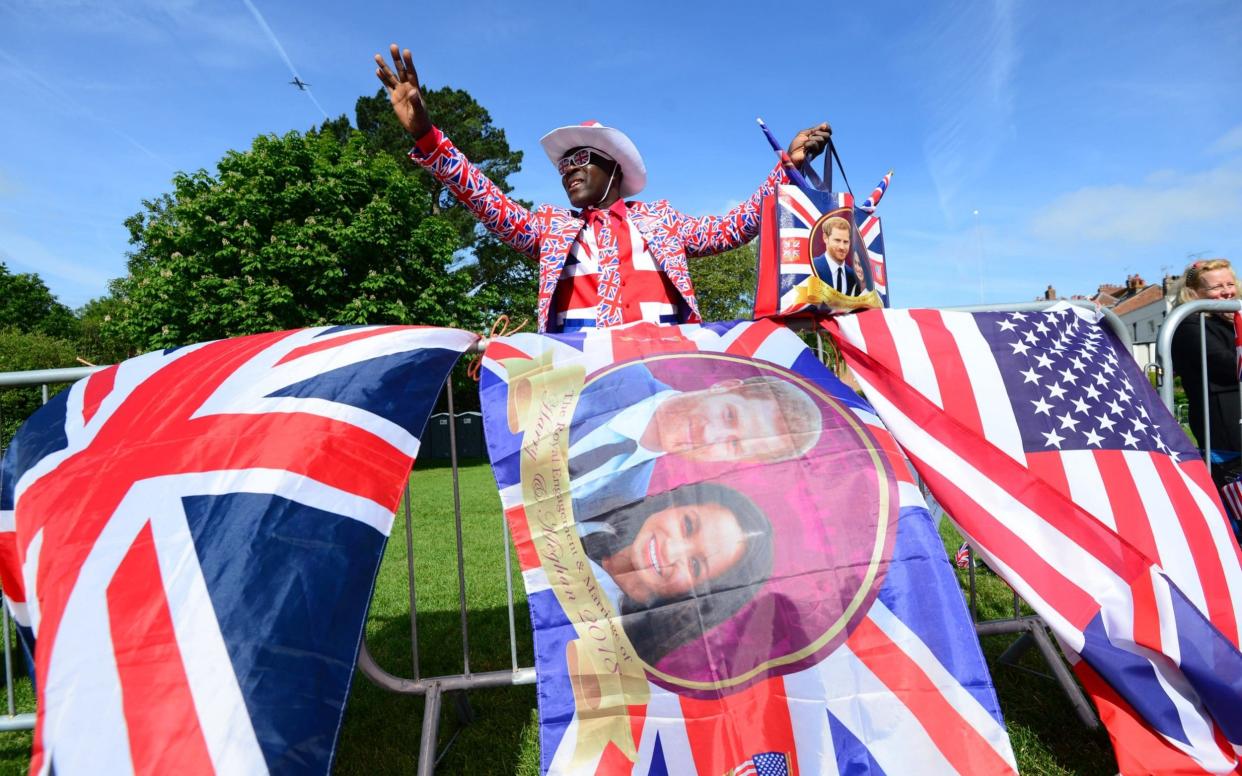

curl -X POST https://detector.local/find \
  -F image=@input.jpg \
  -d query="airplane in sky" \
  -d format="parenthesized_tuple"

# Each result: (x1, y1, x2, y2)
(289, 77, 310, 91)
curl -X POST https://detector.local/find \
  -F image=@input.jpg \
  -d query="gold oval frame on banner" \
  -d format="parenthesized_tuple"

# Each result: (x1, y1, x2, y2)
(575, 351, 896, 693)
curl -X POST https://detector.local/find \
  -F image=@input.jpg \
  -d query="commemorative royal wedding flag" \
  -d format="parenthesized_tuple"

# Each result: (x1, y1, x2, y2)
(826, 304, 1242, 774)
(479, 318, 1016, 775)
(753, 149, 891, 319)
(0, 325, 476, 775)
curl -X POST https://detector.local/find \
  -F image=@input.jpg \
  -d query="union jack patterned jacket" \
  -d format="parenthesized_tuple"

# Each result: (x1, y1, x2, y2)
(409, 127, 788, 332)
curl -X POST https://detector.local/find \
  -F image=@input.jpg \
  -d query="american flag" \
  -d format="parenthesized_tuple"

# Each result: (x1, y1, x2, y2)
(1223, 477, 1242, 534)
(481, 319, 1016, 775)
(726, 750, 790, 776)
(0, 325, 475, 775)
(828, 304, 1242, 773)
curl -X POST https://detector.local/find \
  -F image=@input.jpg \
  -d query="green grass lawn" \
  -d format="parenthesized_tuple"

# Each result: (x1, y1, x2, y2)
(0, 460, 1117, 774)
(336, 461, 1117, 775)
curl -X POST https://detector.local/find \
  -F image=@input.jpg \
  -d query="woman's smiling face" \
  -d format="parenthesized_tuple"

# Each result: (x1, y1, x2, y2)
(1197, 268, 1237, 300)
(611, 501, 747, 605)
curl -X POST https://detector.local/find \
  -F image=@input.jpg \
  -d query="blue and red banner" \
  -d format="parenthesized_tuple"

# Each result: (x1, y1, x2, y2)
(0, 325, 476, 775)
(480, 319, 1014, 774)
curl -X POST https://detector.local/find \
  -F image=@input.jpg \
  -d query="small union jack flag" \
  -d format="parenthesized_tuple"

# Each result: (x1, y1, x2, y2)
(857, 170, 892, 213)
(0, 325, 476, 775)
(954, 542, 972, 569)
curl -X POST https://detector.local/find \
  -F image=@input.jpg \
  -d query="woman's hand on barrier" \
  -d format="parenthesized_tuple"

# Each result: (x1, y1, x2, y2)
(374, 44, 433, 140)
(787, 122, 833, 167)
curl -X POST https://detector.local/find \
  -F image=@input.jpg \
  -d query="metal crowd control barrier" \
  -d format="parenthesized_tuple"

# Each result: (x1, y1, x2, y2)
(0, 365, 104, 733)
(936, 299, 1132, 732)
(352, 341, 542, 776)
(0, 302, 1134, 770)
(1156, 299, 1242, 482)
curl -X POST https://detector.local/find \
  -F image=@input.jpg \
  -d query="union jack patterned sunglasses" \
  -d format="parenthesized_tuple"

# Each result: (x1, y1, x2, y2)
(556, 148, 614, 176)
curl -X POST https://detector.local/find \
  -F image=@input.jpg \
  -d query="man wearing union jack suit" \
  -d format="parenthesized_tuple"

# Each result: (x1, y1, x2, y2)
(374, 44, 832, 333)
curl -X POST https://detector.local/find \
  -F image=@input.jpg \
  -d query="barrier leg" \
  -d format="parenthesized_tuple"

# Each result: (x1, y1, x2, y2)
(976, 617, 1099, 730)
(417, 682, 443, 776)
(2, 592, 14, 716)
(1027, 623, 1098, 729)
(967, 549, 978, 620)
(996, 632, 1036, 666)
(446, 377, 471, 677)
(452, 691, 475, 726)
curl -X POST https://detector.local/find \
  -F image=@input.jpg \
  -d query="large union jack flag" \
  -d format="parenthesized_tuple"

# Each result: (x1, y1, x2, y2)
(827, 304, 1242, 774)
(480, 319, 1015, 775)
(0, 325, 475, 775)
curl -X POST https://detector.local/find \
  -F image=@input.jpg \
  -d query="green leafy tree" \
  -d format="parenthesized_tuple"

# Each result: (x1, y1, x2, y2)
(0, 262, 79, 340)
(114, 128, 478, 351)
(316, 114, 353, 146)
(77, 295, 138, 365)
(355, 89, 536, 322)
(689, 242, 759, 323)
(0, 327, 79, 447)
(467, 236, 539, 326)
(356, 88, 523, 225)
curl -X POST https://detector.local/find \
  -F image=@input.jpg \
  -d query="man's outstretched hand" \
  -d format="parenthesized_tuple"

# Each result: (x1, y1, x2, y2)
(374, 44, 433, 140)
(787, 122, 832, 167)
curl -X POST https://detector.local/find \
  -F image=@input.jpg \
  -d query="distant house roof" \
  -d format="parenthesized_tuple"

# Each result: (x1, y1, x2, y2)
(1112, 284, 1165, 317)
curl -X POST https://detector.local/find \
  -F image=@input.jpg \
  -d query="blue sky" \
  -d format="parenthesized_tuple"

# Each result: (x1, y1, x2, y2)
(1, 0, 1240, 312)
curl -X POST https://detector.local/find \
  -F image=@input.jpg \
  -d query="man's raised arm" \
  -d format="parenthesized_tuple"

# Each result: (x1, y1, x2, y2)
(678, 122, 834, 257)
(374, 44, 543, 258)
(374, 44, 433, 141)
(788, 123, 833, 169)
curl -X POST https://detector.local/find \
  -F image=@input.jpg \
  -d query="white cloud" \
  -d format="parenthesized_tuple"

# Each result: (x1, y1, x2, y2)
(888, 219, 1024, 305)
(1032, 159, 1242, 244)
(0, 49, 174, 168)
(0, 170, 18, 199)
(3, 0, 269, 70)
(0, 231, 114, 291)
(1212, 123, 1242, 154)
(905, 0, 1019, 223)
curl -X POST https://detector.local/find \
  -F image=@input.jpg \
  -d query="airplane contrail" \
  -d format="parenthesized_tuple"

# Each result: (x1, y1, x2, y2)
(239, 0, 330, 120)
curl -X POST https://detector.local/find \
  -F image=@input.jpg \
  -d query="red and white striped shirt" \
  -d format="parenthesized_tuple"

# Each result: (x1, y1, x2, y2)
(553, 199, 684, 332)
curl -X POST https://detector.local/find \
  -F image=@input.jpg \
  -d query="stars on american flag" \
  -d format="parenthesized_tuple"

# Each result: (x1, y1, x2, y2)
(727, 751, 791, 776)
(992, 308, 1177, 457)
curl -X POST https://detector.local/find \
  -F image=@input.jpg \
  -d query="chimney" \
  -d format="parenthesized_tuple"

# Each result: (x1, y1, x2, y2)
(1127, 274, 1145, 293)
(1163, 273, 1180, 296)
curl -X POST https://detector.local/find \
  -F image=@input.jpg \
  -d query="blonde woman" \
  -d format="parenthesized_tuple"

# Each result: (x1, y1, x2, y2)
(1170, 258, 1240, 487)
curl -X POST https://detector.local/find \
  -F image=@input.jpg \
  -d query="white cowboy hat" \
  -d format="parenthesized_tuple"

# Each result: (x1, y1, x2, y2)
(539, 120, 647, 198)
